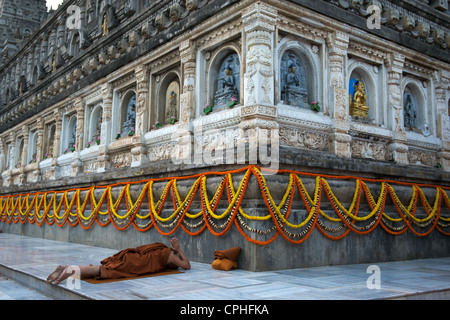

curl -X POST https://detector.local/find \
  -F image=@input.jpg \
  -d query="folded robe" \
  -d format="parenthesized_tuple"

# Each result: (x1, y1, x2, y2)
(212, 247, 241, 271)
(99, 243, 171, 279)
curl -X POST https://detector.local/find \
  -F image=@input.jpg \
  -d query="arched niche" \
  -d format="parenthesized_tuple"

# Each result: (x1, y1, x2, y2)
(65, 115, 77, 151)
(44, 123, 56, 159)
(156, 70, 181, 125)
(402, 80, 428, 134)
(70, 32, 81, 57)
(15, 138, 24, 167)
(27, 130, 38, 164)
(209, 47, 241, 112)
(278, 39, 320, 110)
(347, 65, 378, 121)
(88, 104, 103, 145)
(120, 90, 137, 136)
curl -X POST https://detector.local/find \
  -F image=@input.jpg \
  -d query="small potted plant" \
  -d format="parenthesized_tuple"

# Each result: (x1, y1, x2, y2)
(116, 132, 121, 140)
(128, 127, 135, 136)
(310, 101, 320, 112)
(203, 103, 213, 115)
(155, 121, 162, 129)
(70, 144, 76, 152)
(227, 96, 239, 108)
(96, 136, 101, 145)
(170, 116, 176, 125)
(86, 141, 91, 148)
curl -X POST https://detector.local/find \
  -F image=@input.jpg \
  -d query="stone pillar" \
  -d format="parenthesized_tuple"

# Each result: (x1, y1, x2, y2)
(36, 117, 45, 163)
(240, 2, 279, 170)
(97, 83, 113, 172)
(242, 2, 276, 107)
(435, 70, 450, 171)
(172, 39, 197, 164)
(49, 109, 63, 180)
(328, 31, 351, 158)
(386, 52, 408, 164)
(75, 98, 85, 152)
(31, 117, 44, 182)
(18, 125, 29, 185)
(131, 65, 149, 167)
(53, 109, 63, 159)
(20, 125, 29, 169)
(3, 132, 16, 186)
(9, 132, 16, 169)
(0, 136, 5, 172)
(72, 98, 84, 176)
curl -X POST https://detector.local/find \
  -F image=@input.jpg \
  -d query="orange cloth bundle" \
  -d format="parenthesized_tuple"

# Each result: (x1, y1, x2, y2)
(211, 247, 241, 271)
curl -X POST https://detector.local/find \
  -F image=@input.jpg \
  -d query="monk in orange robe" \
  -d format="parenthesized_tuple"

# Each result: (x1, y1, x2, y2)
(46, 238, 190, 285)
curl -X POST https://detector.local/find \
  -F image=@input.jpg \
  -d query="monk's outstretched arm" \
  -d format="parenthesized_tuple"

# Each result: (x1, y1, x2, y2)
(169, 238, 191, 270)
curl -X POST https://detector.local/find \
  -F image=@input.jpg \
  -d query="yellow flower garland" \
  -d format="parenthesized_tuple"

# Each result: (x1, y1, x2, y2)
(1, 165, 449, 243)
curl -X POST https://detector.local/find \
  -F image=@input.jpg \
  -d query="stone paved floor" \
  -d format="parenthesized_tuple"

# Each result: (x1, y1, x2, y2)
(0, 233, 450, 300)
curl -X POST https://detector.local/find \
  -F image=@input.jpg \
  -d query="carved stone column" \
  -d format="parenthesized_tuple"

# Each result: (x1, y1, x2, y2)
(131, 65, 149, 167)
(328, 31, 351, 158)
(48, 109, 63, 180)
(20, 125, 29, 170)
(31, 117, 45, 182)
(15, 126, 29, 185)
(4, 132, 16, 186)
(386, 53, 408, 164)
(0, 136, 5, 173)
(97, 83, 113, 172)
(36, 118, 45, 163)
(242, 2, 276, 107)
(72, 98, 85, 176)
(172, 39, 197, 164)
(239, 3, 279, 170)
(435, 70, 450, 171)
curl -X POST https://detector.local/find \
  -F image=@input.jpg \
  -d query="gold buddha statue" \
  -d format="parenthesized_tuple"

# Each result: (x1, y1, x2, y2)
(350, 80, 369, 118)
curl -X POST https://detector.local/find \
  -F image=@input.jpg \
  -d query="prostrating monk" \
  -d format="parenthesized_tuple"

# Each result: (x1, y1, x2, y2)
(46, 238, 190, 285)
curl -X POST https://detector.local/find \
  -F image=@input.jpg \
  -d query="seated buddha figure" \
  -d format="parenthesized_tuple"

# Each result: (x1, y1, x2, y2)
(350, 80, 369, 118)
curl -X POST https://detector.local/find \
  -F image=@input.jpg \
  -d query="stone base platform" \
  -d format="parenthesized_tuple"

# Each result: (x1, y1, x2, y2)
(1, 148, 450, 271)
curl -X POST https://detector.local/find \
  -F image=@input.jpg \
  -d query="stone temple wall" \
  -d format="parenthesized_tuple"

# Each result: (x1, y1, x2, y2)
(0, 0, 449, 270)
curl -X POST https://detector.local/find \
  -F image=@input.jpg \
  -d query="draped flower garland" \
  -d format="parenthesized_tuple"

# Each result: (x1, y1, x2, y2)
(1, 165, 449, 245)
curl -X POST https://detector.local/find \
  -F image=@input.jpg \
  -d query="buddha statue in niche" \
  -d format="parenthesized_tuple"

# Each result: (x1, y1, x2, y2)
(213, 54, 240, 111)
(403, 93, 417, 130)
(280, 52, 308, 108)
(349, 80, 369, 118)
(122, 95, 136, 135)
(68, 119, 77, 150)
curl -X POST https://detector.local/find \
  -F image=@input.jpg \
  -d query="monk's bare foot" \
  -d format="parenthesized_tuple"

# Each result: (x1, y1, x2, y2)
(46, 265, 65, 284)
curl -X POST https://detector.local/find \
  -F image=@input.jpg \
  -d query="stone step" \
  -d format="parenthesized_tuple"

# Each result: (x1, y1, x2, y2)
(0, 264, 92, 300)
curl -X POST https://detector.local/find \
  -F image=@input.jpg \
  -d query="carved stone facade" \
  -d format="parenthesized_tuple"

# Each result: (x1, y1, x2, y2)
(0, 0, 449, 188)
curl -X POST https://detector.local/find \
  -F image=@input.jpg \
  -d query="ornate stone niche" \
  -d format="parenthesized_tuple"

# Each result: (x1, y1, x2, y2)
(153, 68, 181, 126)
(120, 90, 137, 137)
(403, 91, 417, 131)
(63, 114, 77, 152)
(27, 130, 38, 165)
(402, 81, 428, 135)
(212, 51, 240, 111)
(347, 62, 381, 124)
(15, 137, 24, 168)
(88, 105, 103, 146)
(44, 123, 56, 159)
(280, 50, 308, 108)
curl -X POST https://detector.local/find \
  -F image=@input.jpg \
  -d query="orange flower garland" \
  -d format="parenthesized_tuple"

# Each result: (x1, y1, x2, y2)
(0, 165, 449, 245)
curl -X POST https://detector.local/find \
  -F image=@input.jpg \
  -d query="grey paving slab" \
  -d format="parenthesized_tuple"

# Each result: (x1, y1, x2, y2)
(0, 233, 449, 300)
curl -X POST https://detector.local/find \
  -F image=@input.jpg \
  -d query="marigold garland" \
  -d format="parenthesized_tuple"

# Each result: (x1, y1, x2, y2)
(1, 165, 450, 245)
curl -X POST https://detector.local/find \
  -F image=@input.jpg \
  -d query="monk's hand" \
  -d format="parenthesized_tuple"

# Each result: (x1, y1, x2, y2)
(170, 237, 181, 253)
